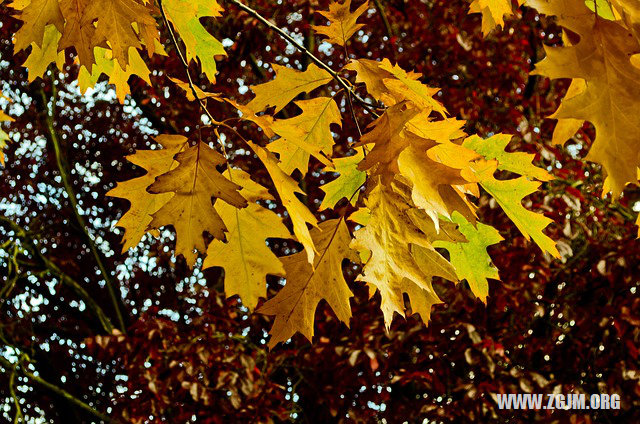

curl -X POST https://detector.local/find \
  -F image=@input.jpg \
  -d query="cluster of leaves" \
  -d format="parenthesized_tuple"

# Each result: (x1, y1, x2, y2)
(5, 0, 564, 347)
(1, 0, 640, 422)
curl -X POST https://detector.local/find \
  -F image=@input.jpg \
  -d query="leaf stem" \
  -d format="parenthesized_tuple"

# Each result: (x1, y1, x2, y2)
(226, 0, 379, 117)
(157, 0, 234, 166)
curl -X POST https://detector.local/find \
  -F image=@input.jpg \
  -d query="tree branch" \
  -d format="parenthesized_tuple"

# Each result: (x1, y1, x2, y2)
(372, 0, 395, 44)
(226, 0, 379, 117)
(0, 356, 114, 423)
(39, 88, 126, 332)
(0, 216, 115, 333)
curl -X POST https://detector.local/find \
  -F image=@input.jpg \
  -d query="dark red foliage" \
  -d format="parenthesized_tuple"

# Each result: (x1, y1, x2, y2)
(1, 0, 639, 423)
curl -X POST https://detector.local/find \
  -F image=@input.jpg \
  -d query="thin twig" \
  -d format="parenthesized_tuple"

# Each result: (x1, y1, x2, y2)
(0, 356, 114, 423)
(372, 0, 395, 45)
(40, 88, 126, 332)
(227, 0, 379, 117)
(0, 216, 114, 333)
(157, 0, 221, 129)
(9, 363, 23, 424)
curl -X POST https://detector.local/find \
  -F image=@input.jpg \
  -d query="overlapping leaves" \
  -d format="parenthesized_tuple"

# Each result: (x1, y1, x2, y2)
(9, 0, 564, 347)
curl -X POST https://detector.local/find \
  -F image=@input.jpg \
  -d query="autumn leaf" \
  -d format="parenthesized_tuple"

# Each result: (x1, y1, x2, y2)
(22, 24, 65, 82)
(528, 0, 640, 196)
(247, 141, 318, 265)
(462, 133, 552, 181)
(107, 135, 188, 252)
(319, 148, 366, 210)
(204, 169, 291, 311)
(268, 97, 341, 174)
(147, 141, 247, 266)
(344, 58, 402, 106)
(434, 212, 503, 302)
(405, 113, 467, 141)
(12, 0, 64, 52)
(259, 219, 358, 348)
(246, 63, 332, 113)
(356, 102, 419, 181)
(379, 61, 447, 116)
(313, 0, 369, 46)
(468, 0, 523, 36)
(224, 98, 276, 138)
(398, 143, 474, 228)
(0, 91, 13, 166)
(612, 0, 640, 42)
(551, 79, 585, 145)
(351, 183, 457, 328)
(77, 47, 152, 102)
(58, 0, 97, 67)
(344, 58, 450, 115)
(163, 0, 226, 83)
(85, 0, 156, 69)
(169, 77, 221, 102)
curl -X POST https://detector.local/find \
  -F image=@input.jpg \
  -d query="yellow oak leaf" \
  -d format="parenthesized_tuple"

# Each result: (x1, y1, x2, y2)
(147, 141, 247, 266)
(529, 0, 640, 196)
(222, 167, 274, 203)
(434, 212, 503, 302)
(345, 58, 452, 116)
(356, 102, 419, 181)
(58, 0, 97, 67)
(132, 19, 167, 58)
(163, 0, 226, 83)
(268, 97, 341, 174)
(471, 160, 560, 258)
(351, 184, 457, 328)
(77, 47, 151, 102)
(12, 0, 64, 52)
(612, 0, 640, 41)
(83, 0, 155, 69)
(551, 79, 585, 145)
(246, 63, 332, 113)
(23, 24, 65, 82)
(224, 98, 276, 138)
(247, 141, 318, 265)
(313, 0, 369, 46)
(204, 169, 291, 311)
(0, 91, 14, 166)
(379, 61, 448, 116)
(426, 141, 482, 182)
(107, 135, 187, 252)
(259, 219, 358, 348)
(405, 113, 467, 141)
(397, 143, 474, 228)
(319, 148, 366, 210)
(344, 58, 403, 106)
(469, 0, 523, 36)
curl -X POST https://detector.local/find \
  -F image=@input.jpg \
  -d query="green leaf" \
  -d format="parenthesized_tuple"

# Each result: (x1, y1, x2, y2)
(434, 212, 503, 302)
(473, 161, 560, 258)
(463, 133, 552, 181)
(163, 0, 226, 83)
(319, 149, 366, 209)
